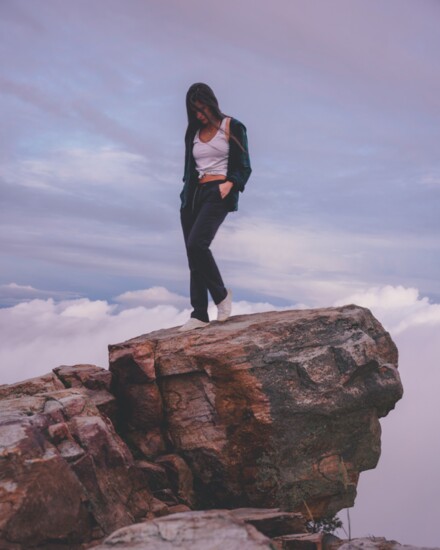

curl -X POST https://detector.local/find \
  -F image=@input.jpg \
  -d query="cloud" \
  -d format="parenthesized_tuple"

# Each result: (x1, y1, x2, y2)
(333, 285, 440, 546)
(71, 99, 158, 156)
(0, 297, 182, 385)
(2, 145, 150, 191)
(115, 286, 188, 308)
(0, 287, 286, 385)
(0, 0, 45, 34)
(1, 281, 437, 388)
(214, 217, 440, 307)
(420, 172, 440, 188)
(0, 282, 81, 307)
(334, 285, 440, 334)
(1, 0, 440, 316)
(349, 321, 440, 546)
(0, 77, 66, 118)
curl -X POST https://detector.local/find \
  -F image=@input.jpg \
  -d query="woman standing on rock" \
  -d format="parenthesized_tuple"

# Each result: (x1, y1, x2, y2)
(179, 83, 252, 332)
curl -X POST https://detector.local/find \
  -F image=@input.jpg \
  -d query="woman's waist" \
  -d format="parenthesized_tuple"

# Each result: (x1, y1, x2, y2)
(197, 174, 227, 184)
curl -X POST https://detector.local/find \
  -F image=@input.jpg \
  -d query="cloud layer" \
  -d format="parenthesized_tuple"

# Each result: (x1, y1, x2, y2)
(0, 286, 291, 384)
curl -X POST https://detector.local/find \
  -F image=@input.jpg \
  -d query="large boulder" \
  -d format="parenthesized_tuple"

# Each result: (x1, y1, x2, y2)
(0, 305, 404, 549)
(109, 305, 403, 517)
(93, 509, 275, 550)
(0, 365, 159, 549)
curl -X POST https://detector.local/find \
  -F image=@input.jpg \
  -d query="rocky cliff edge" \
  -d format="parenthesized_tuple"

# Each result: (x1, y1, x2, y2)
(0, 305, 403, 549)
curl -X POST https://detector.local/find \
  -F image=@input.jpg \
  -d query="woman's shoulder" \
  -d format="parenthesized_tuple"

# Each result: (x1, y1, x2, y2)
(229, 116, 247, 132)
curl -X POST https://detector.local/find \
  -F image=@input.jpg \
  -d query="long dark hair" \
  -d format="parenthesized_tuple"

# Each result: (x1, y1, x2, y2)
(185, 82, 245, 152)
(186, 83, 223, 128)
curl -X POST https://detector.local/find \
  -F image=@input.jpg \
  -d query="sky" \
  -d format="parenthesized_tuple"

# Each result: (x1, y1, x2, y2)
(0, 0, 439, 546)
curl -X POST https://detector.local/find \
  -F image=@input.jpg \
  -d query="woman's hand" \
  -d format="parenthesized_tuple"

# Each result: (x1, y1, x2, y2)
(219, 180, 234, 199)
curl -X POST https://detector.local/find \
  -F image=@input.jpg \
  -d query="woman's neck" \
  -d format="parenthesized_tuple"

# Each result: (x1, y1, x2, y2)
(203, 116, 221, 132)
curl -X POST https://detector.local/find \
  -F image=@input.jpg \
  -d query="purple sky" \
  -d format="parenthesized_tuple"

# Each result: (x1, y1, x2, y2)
(1, 1, 440, 546)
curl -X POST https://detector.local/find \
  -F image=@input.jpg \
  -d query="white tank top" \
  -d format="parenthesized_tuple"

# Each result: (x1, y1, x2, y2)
(193, 116, 229, 179)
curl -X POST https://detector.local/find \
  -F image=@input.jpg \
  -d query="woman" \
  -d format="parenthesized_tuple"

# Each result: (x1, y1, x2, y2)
(179, 83, 252, 332)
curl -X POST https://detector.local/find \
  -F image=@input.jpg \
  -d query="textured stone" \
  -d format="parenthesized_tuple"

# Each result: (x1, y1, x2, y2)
(0, 372, 65, 399)
(273, 532, 340, 549)
(0, 365, 156, 549)
(94, 509, 274, 549)
(155, 454, 195, 507)
(109, 305, 403, 517)
(335, 538, 439, 550)
(228, 508, 307, 537)
(53, 364, 112, 391)
(0, 307, 406, 548)
(135, 460, 169, 492)
(53, 364, 117, 424)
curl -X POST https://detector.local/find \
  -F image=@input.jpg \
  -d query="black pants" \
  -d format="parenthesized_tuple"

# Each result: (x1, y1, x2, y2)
(180, 179, 229, 322)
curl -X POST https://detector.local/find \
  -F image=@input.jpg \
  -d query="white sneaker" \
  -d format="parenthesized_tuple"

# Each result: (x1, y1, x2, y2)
(178, 318, 210, 332)
(217, 288, 232, 322)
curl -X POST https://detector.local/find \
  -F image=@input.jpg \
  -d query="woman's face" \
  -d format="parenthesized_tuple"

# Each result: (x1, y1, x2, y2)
(192, 100, 212, 125)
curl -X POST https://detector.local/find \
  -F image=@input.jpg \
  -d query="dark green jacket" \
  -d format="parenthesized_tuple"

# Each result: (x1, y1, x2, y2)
(180, 117, 252, 212)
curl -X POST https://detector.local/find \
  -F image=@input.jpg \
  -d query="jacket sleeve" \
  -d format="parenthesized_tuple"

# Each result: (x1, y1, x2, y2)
(183, 128, 189, 182)
(228, 120, 252, 192)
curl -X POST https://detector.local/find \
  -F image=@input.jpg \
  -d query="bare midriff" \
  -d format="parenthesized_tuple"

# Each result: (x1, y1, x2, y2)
(198, 174, 227, 184)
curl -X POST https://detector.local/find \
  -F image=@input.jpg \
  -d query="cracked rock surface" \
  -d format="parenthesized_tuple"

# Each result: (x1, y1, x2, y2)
(109, 305, 403, 517)
(0, 366, 158, 549)
(94, 509, 275, 550)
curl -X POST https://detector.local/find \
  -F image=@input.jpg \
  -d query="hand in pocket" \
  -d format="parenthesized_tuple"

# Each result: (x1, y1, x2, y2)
(218, 181, 233, 199)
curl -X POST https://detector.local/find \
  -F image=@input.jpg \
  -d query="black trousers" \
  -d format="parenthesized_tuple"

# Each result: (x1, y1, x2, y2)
(180, 179, 229, 322)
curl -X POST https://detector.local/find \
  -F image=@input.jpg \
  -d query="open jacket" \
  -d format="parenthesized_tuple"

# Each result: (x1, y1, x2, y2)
(180, 116, 252, 212)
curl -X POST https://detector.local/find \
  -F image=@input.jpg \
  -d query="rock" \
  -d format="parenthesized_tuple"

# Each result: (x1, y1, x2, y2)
(53, 364, 118, 425)
(94, 509, 274, 549)
(273, 532, 341, 549)
(228, 508, 307, 537)
(0, 307, 405, 549)
(167, 504, 192, 514)
(109, 305, 403, 517)
(272, 535, 440, 550)
(0, 372, 65, 398)
(335, 538, 439, 550)
(155, 453, 195, 507)
(0, 365, 156, 549)
(53, 364, 112, 391)
(135, 459, 170, 492)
